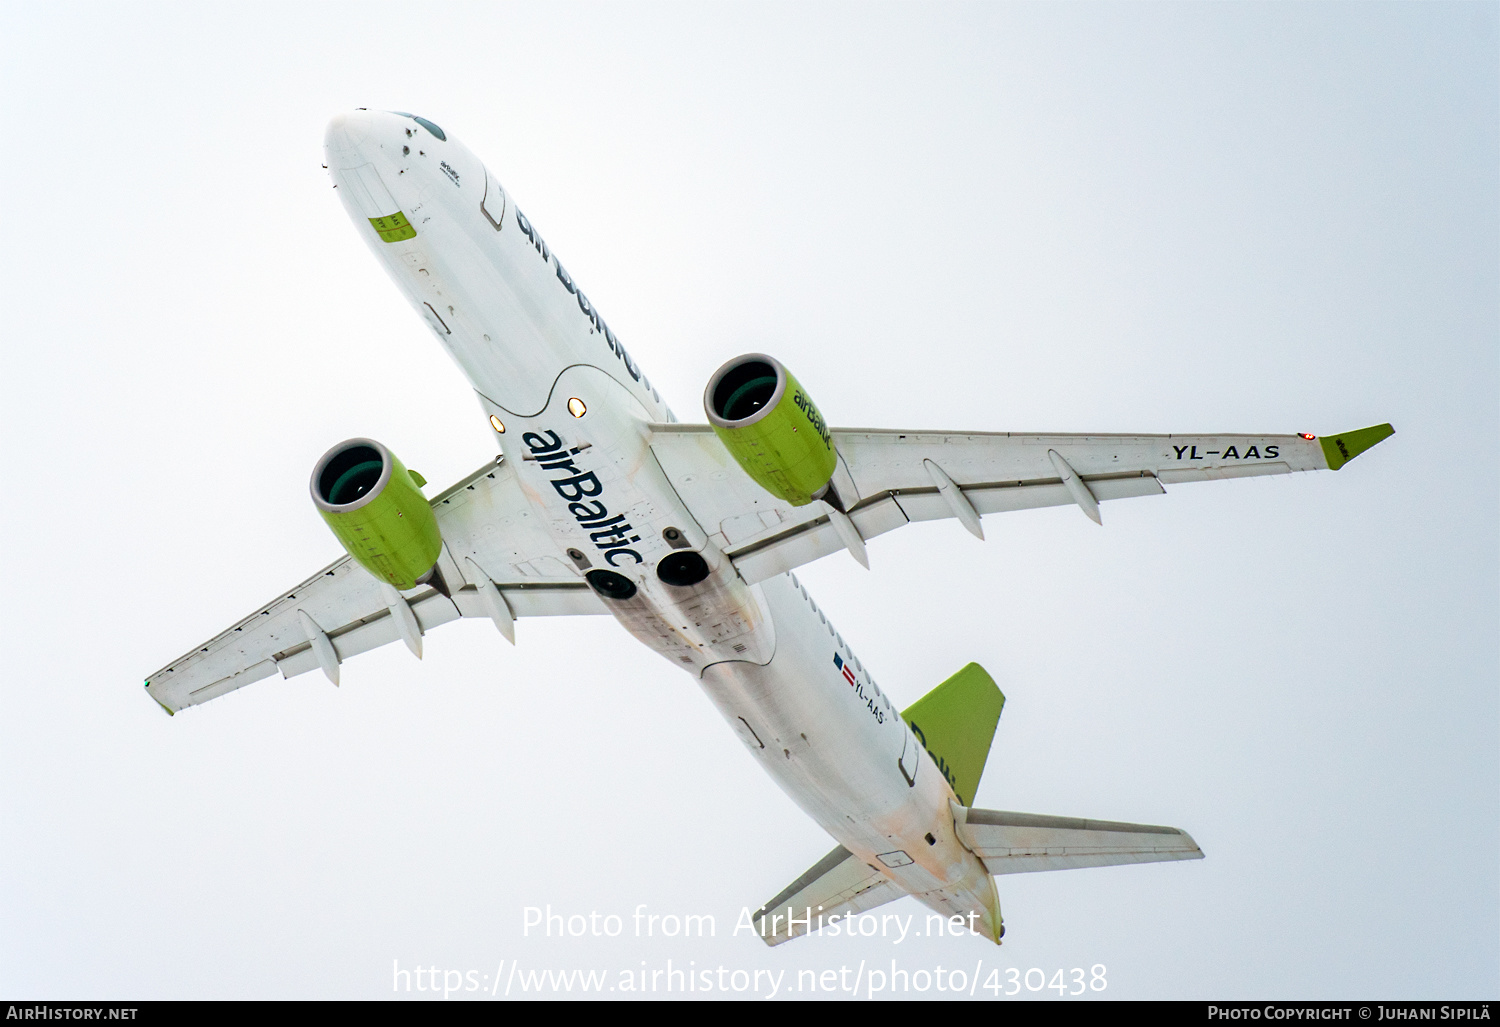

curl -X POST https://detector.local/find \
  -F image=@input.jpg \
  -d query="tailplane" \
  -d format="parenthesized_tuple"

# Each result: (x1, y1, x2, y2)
(751, 663, 1203, 946)
(750, 846, 902, 946)
(753, 661, 1005, 946)
(953, 804, 1204, 873)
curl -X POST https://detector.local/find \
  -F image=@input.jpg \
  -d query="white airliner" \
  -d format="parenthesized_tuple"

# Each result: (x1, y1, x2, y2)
(146, 110, 1392, 946)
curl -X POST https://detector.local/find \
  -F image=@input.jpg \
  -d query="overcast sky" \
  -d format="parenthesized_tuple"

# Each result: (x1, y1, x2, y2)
(1, 1, 1495, 1001)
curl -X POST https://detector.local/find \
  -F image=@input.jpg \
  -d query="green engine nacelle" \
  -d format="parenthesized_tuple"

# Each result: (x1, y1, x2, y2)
(311, 438, 442, 590)
(704, 354, 836, 507)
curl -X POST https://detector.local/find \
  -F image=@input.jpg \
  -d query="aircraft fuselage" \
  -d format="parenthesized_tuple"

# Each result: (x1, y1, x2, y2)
(323, 109, 1000, 939)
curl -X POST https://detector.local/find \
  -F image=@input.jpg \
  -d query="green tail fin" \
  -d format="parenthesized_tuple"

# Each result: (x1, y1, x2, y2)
(1320, 423, 1394, 470)
(902, 663, 1005, 807)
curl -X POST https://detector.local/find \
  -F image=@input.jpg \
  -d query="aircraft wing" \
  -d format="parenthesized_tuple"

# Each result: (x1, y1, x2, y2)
(954, 806, 1204, 874)
(145, 455, 603, 715)
(648, 423, 1393, 583)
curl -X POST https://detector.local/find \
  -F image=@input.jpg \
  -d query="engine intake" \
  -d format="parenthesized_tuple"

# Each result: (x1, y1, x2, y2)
(311, 438, 442, 590)
(704, 353, 835, 507)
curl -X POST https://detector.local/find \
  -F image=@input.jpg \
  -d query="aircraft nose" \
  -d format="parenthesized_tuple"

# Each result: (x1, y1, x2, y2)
(324, 110, 374, 168)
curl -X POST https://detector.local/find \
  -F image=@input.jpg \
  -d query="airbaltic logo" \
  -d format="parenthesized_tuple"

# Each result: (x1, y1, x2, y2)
(524, 430, 642, 568)
(794, 390, 832, 448)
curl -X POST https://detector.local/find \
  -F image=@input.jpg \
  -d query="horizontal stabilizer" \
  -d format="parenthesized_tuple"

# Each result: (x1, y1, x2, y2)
(954, 806, 1204, 875)
(752, 845, 902, 946)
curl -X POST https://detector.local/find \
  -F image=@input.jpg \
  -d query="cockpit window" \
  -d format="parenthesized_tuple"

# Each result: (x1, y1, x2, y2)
(391, 112, 446, 141)
(413, 117, 446, 141)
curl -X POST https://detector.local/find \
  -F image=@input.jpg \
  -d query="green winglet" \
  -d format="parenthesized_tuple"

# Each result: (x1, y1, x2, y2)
(1320, 423, 1395, 470)
(902, 663, 1005, 807)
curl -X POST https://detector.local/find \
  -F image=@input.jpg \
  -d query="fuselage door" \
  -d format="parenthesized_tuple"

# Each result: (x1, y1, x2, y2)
(480, 170, 506, 230)
(898, 730, 920, 787)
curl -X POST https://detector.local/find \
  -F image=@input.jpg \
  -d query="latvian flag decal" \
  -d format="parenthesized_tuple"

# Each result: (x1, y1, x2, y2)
(833, 652, 857, 686)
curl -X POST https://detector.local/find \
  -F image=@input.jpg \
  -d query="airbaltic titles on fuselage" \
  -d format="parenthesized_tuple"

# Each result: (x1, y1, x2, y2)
(512, 206, 653, 399)
(525, 429, 643, 568)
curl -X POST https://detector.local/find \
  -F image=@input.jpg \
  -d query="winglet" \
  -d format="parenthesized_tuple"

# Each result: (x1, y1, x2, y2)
(1319, 423, 1394, 470)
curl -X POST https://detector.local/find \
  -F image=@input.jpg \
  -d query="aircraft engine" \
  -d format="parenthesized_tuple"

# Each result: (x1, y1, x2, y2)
(310, 438, 442, 590)
(704, 353, 836, 507)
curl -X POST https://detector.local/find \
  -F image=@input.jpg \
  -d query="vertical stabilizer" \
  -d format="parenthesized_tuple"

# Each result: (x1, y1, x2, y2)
(902, 663, 1004, 806)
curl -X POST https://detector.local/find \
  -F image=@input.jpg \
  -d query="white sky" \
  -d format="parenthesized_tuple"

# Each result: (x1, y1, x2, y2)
(1, 1, 1495, 1000)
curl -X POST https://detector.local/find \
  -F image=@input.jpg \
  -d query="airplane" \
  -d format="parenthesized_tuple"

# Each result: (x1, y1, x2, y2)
(145, 109, 1393, 946)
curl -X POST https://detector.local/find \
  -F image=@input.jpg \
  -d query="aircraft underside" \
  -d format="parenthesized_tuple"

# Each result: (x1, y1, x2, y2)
(144, 108, 1392, 946)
